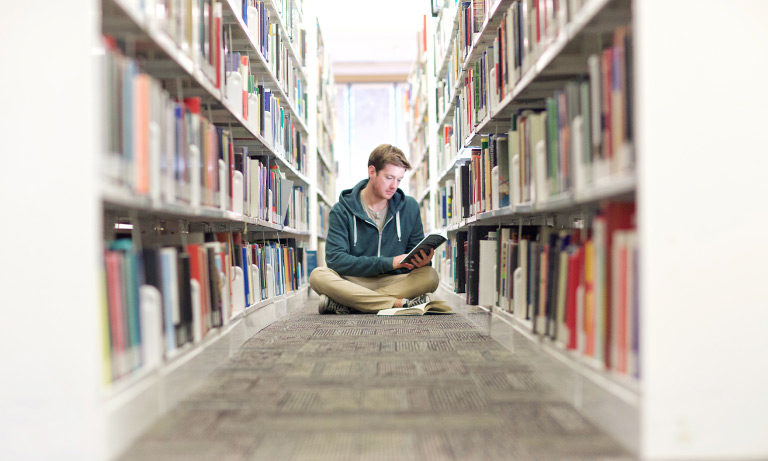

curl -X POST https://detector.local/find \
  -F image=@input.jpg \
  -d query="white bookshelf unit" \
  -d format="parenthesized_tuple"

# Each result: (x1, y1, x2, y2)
(0, 0, 337, 459)
(418, 0, 768, 459)
(307, 11, 338, 265)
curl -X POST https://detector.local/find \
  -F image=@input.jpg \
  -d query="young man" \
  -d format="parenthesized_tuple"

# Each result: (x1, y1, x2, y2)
(309, 144, 439, 314)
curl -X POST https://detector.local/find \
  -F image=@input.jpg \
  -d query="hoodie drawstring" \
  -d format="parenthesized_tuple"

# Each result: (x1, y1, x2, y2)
(353, 216, 358, 246)
(396, 211, 401, 241)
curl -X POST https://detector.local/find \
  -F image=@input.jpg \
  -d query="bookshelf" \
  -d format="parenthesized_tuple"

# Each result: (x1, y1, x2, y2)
(405, 15, 439, 234)
(307, 13, 337, 268)
(420, 0, 768, 459)
(0, 0, 337, 459)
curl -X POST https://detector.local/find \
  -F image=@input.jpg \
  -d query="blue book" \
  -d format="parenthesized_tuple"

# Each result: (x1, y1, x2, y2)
(241, 245, 250, 306)
(306, 251, 318, 278)
(159, 248, 178, 353)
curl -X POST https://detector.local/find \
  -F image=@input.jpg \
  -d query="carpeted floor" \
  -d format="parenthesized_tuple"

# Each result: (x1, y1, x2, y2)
(119, 300, 633, 460)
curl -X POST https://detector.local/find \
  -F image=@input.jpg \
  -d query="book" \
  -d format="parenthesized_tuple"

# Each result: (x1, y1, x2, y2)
(399, 231, 448, 265)
(376, 301, 455, 316)
(466, 225, 498, 305)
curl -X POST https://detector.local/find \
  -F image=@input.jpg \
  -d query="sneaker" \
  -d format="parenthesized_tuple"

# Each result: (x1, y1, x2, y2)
(403, 294, 431, 308)
(318, 294, 352, 315)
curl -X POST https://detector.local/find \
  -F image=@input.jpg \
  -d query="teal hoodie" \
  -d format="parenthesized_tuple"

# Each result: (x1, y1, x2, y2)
(326, 179, 425, 277)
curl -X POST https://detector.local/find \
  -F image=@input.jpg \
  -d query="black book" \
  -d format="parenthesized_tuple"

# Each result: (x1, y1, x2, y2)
(232, 243, 242, 268)
(625, 31, 634, 143)
(466, 225, 498, 305)
(206, 246, 223, 328)
(545, 233, 561, 338)
(258, 83, 265, 137)
(141, 248, 161, 291)
(460, 163, 471, 218)
(454, 231, 468, 293)
(176, 250, 193, 347)
(529, 240, 538, 326)
(509, 242, 519, 314)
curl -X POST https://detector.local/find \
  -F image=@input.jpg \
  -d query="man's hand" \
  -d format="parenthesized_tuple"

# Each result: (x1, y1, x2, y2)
(393, 248, 434, 270)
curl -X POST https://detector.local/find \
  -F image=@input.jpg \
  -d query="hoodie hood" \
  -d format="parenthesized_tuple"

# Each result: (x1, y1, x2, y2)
(339, 179, 405, 247)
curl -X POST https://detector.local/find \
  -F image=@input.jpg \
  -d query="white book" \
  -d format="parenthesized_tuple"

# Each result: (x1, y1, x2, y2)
(159, 247, 179, 353)
(189, 144, 201, 208)
(232, 170, 244, 215)
(534, 139, 548, 203)
(517, 239, 528, 320)
(491, 165, 499, 211)
(189, 279, 202, 343)
(478, 239, 498, 306)
(226, 71, 243, 118)
(231, 266, 246, 315)
(139, 285, 163, 371)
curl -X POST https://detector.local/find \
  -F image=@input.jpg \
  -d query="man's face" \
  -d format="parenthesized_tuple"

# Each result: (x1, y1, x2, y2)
(368, 164, 406, 201)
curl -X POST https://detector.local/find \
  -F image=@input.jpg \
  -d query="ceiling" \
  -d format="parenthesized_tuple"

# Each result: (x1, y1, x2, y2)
(310, 0, 431, 81)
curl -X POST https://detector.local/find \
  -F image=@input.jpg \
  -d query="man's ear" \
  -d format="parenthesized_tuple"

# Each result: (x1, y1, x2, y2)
(368, 165, 377, 178)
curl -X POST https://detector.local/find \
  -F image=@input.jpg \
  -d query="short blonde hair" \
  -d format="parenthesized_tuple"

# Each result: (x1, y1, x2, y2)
(367, 144, 411, 172)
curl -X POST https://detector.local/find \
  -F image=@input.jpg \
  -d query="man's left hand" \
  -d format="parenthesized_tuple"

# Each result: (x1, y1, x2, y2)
(410, 248, 434, 268)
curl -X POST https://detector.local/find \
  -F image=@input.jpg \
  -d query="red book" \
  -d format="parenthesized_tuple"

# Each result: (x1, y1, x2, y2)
(497, 23, 504, 98)
(566, 246, 583, 350)
(602, 201, 635, 369)
(104, 251, 125, 379)
(186, 244, 210, 339)
(133, 74, 151, 195)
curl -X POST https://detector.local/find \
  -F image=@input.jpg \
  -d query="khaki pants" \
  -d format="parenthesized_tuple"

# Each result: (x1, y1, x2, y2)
(309, 266, 440, 314)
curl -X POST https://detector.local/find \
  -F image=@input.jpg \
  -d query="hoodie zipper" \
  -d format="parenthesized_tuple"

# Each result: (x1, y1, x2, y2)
(377, 216, 395, 256)
(360, 215, 394, 257)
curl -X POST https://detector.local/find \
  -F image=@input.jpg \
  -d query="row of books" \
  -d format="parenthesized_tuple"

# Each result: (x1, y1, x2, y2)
(437, 6, 632, 170)
(420, 198, 433, 234)
(102, 233, 306, 383)
(409, 115, 429, 167)
(409, 157, 430, 206)
(103, 43, 308, 228)
(240, 1, 308, 119)
(406, 93, 428, 151)
(316, 20, 336, 145)
(433, 31, 633, 218)
(225, 50, 308, 171)
(316, 158, 335, 202)
(118, 0, 307, 119)
(317, 117, 335, 161)
(103, 38, 233, 208)
(317, 201, 330, 238)
(438, 0, 589, 97)
(442, 201, 637, 376)
(246, 0, 306, 67)
(234, 148, 307, 227)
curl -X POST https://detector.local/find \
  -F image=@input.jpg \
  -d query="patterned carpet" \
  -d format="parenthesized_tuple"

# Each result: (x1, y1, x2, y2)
(119, 298, 633, 461)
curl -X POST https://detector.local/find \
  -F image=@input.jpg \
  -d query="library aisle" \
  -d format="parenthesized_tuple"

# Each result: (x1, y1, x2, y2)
(119, 292, 631, 461)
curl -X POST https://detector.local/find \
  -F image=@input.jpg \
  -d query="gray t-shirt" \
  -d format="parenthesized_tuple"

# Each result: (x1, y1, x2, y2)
(360, 195, 388, 231)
